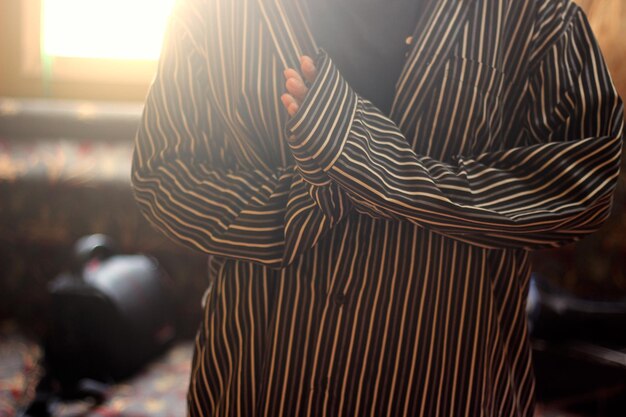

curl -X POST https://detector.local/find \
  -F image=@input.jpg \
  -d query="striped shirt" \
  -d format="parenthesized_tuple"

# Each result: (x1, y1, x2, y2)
(131, 0, 624, 416)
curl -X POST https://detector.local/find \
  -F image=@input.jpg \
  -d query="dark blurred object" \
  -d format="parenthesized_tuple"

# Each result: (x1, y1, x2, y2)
(527, 274, 626, 346)
(22, 234, 175, 417)
(528, 274, 626, 417)
(533, 341, 626, 417)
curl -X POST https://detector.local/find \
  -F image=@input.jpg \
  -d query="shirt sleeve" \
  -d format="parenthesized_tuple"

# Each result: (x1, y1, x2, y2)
(285, 5, 624, 251)
(131, 0, 351, 268)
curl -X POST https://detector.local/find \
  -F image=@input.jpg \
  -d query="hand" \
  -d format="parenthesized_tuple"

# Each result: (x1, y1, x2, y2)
(281, 55, 318, 117)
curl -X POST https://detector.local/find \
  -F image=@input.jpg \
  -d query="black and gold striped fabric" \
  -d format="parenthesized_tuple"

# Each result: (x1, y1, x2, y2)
(131, 0, 624, 415)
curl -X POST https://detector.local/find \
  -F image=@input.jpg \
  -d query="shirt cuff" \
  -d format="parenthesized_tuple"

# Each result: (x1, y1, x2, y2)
(285, 49, 358, 182)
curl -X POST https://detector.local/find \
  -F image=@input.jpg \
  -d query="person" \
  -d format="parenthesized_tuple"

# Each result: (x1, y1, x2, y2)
(131, 0, 624, 415)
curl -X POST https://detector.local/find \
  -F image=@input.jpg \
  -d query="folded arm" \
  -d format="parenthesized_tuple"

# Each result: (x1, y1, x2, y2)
(285, 7, 623, 250)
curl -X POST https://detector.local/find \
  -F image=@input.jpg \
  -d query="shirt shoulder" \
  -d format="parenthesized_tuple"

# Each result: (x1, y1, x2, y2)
(526, 0, 585, 55)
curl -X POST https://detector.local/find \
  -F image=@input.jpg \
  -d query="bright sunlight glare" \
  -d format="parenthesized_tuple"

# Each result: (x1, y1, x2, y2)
(43, 0, 177, 60)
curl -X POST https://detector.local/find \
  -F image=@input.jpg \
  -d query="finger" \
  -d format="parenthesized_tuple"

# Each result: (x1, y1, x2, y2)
(283, 68, 304, 84)
(281, 93, 296, 112)
(288, 102, 299, 116)
(281, 94, 300, 116)
(286, 77, 308, 102)
(300, 56, 317, 84)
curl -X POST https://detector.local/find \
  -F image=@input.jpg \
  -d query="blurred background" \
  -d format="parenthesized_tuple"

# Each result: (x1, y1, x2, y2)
(0, 1, 624, 416)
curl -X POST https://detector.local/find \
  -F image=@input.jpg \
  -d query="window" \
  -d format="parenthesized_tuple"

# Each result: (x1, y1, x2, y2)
(22, 0, 176, 85)
(42, 0, 176, 60)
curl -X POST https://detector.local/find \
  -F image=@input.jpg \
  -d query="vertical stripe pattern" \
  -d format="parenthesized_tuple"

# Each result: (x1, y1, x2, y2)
(131, 0, 624, 416)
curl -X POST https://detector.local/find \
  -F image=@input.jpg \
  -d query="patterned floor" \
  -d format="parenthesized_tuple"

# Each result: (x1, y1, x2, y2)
(0, 322, 42, 417)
